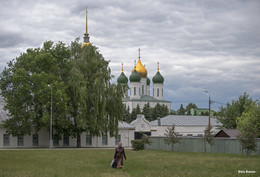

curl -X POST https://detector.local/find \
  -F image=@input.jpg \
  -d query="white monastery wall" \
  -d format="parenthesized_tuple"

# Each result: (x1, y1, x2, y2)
(0, 127, 134, 148)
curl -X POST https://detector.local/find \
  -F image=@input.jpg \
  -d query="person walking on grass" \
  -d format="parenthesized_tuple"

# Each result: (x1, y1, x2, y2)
(113, 141, 127, 169)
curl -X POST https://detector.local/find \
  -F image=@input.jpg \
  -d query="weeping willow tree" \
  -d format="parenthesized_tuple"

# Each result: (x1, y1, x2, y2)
(68, 39, 126, 147)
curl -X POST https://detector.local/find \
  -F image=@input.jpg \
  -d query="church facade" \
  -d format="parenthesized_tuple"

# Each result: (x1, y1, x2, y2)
(117, 50, 171, 113)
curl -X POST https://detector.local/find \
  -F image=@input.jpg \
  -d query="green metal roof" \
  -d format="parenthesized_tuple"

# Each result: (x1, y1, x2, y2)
(129, 70, 141, 82)
(117, 72, 128, 84)
(152, 71, 164, 83)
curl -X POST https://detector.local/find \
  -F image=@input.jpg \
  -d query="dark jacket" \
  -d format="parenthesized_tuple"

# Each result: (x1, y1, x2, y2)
(113, 146, 126, 167)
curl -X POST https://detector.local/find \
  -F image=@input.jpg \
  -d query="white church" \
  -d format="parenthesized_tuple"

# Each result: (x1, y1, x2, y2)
(117, 49, 171, 113)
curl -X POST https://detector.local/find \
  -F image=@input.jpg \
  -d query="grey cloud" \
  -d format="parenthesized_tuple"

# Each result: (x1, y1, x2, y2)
(0, 0, 259, 110)
(0, 30, 25, 48)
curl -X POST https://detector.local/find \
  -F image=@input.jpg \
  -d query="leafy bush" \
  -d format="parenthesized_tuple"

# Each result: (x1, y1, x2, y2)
(131, 140, 144, 151)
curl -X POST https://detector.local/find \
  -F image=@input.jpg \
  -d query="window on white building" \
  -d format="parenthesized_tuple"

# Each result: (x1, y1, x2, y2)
(187, 134, 193, 136)
(86, 134, 92, 145)
(134, 87, 136, 95)
(115, 135, 121, 145)
(32, 134, 38, 146)
(142, 85, 144, 95)
(157, 88, 159, 97)
(162, 89, 163, 97)
(18, 135, 24, 146)
(53, 136, 59, 146)
(102, 135, 108, 145)
(3, 134, 10, 146)
(63, 135, 69, 146)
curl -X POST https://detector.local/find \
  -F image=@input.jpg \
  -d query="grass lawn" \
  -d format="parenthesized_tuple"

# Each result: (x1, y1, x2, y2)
(0, 149, 259, 177)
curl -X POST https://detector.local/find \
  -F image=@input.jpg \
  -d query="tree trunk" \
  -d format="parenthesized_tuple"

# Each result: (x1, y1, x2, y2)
(77, 132, 81, 148)
(172, 143, 174, 152)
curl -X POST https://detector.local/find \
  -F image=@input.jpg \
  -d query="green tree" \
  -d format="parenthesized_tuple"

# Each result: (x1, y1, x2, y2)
(217, 93, 255, 129)
(185, 102, 198, 115)
(0, 41, 70, 137)
(142, 103, 152, 121)
(203, 125, 215, 153)
(67, 39, 125, 147)
(130, 104, 142, 123)
(237, 104, 260, 155)
(123, 106, 131, 123)
(151, 103, 169, 121)
(177, 104, 185, 115)
(164, 125, 181, 151)
(170, 110, 176, 115)
(136, 104, 142, 114)
(201, 111, 209, 116)
(161, 104, 170, 117)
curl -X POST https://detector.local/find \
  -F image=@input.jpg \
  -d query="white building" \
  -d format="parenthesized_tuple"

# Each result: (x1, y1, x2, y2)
(131, 114, 221, 138)
(0, 99, 135, 149)
(130, 114, 156, 139)
(150, 115, 221, 137)
(117, 50, 171, 112)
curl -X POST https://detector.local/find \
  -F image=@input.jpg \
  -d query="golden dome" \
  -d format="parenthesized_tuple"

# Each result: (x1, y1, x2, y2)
(131, 48, 147, 78)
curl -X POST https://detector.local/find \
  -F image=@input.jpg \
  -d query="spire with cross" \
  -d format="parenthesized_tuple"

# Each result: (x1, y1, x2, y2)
(138, 48, 141, 60)
(83, 8, 90, 44)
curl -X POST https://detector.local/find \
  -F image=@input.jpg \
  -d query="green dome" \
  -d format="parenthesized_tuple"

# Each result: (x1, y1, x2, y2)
(129, 70, 141, 82)
(146, 77, 150, 85)
(152, 71, 164, 83)
(117, 72, 128, 84)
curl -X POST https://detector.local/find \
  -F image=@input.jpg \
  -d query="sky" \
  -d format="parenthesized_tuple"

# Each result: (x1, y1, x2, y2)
(0, 0, 260, 111)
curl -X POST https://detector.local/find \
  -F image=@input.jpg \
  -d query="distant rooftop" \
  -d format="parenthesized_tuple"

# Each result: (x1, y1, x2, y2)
(215, 129, 240, 138)
(118, 121, 135, 129)
(150, 115, 221, 126)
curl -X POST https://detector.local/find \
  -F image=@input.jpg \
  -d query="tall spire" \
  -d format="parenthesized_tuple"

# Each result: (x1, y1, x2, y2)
(122, 63, 124, 72)
(157, 62, 159, 72)
(83, 8, 90, 44)
(138, 48, 141, 60)
(85, 8, 88, 37)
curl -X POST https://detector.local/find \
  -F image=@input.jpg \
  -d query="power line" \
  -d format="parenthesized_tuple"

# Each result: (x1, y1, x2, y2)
(211, 100, 225, 105)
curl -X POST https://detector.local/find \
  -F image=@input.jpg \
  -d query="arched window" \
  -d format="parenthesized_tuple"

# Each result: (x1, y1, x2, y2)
(134, 87, 136, 95)
(162, 89, 163, 97)
(157, 88, 159, 97)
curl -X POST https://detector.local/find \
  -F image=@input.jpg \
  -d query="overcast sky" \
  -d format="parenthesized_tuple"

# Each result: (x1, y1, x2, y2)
(0, 0, 260, 110)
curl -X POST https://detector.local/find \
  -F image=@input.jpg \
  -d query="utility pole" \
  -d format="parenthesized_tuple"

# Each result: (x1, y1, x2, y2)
(203, 90, 211, 127)
(48, 84, 53, 150)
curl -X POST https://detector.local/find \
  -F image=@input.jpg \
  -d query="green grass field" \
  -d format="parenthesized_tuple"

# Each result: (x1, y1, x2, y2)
(0, 149, 259, 177)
